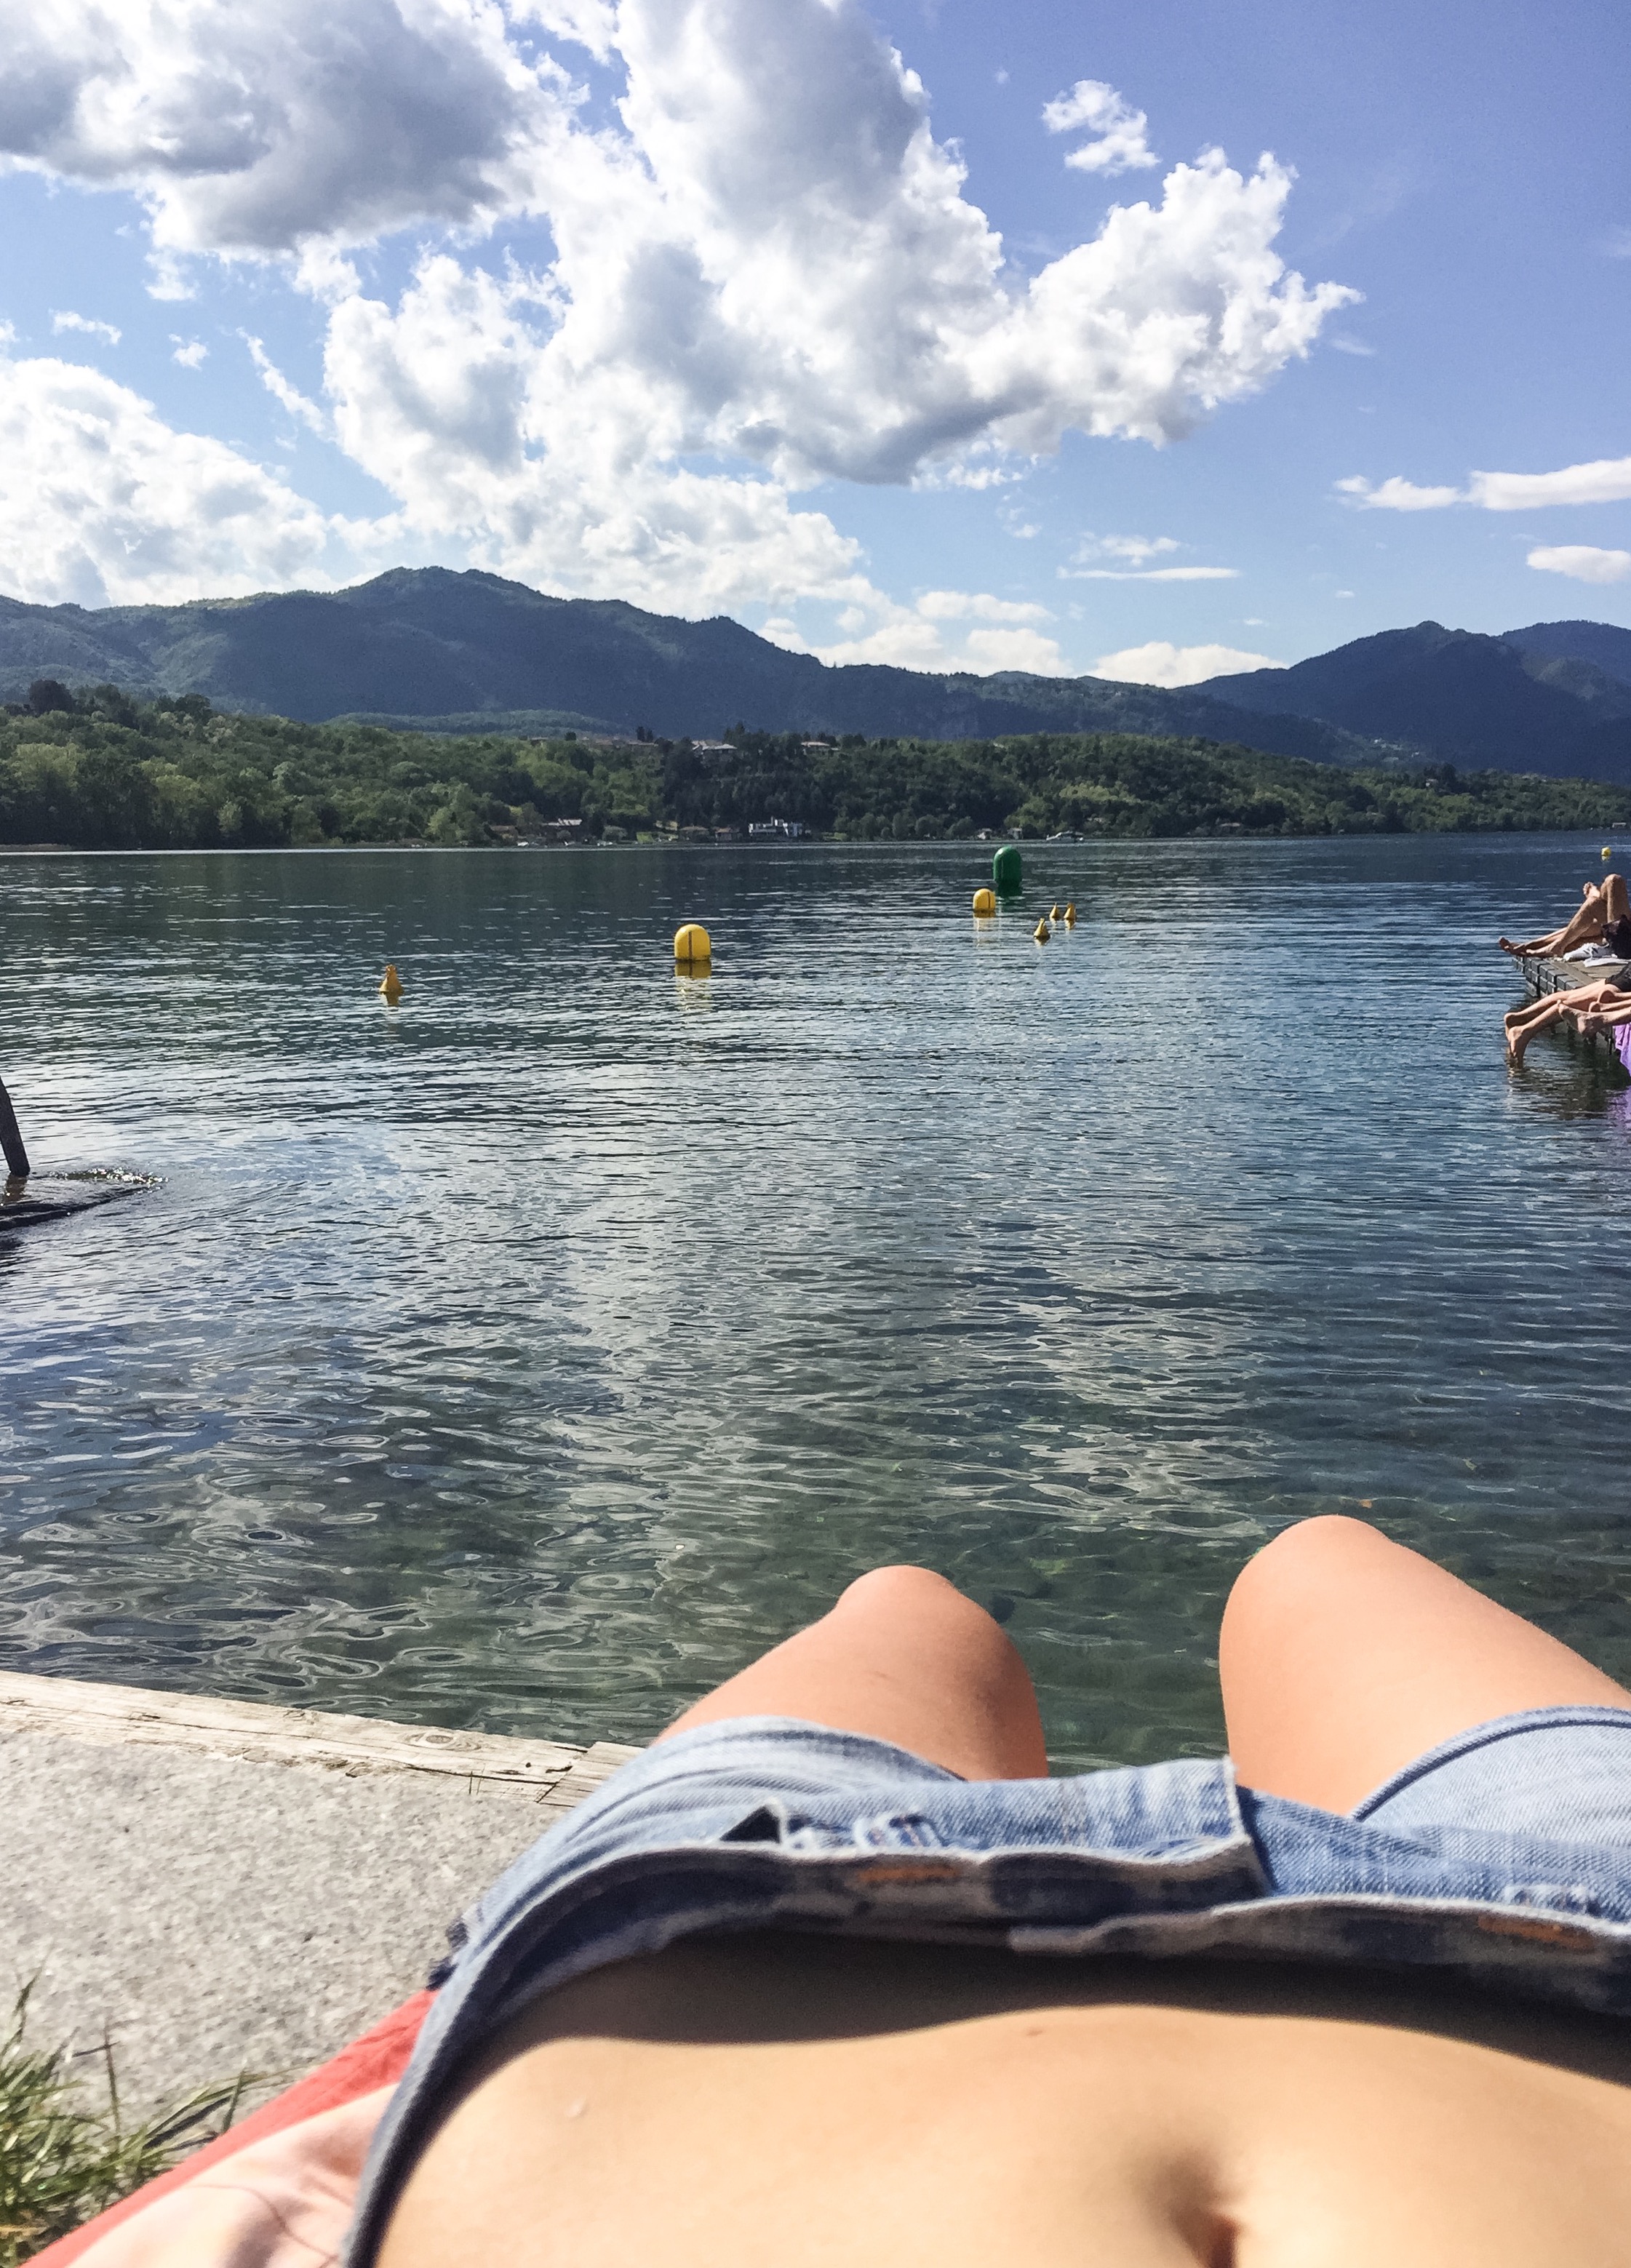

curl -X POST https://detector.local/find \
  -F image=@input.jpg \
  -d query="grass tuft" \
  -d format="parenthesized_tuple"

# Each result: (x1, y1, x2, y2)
(0, 1984, 252, 2264)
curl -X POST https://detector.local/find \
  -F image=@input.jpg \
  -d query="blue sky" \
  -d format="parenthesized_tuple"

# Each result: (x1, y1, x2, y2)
(1, 0, 1626, 682)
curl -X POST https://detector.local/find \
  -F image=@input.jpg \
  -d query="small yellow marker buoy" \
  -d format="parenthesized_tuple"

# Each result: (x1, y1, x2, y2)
(1063, 902, 1077, 927)
(378, 962, 404, 1002)
(674, 922, 712, 967)
(1048, 903, 1061, 922)
(1605, 847, 1614, 860)
(972, 887, 997, 917)
(1033, 917, 1051, 943)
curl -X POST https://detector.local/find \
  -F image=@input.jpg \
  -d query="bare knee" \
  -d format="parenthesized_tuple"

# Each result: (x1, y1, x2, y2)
(1222, 1517, 1390, 1644)
(830, 1564, 992, 1635)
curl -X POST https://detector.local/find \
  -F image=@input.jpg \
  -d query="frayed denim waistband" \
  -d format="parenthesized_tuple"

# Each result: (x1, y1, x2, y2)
(344, 1709, 1631, 2264)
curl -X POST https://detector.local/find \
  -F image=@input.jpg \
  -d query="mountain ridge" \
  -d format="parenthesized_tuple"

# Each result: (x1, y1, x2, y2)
(3, 570, 1630, 783)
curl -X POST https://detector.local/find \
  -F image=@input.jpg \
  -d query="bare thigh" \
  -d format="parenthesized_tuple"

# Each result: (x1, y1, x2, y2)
(1219, 1516, 1631, 1811)
(658, 1563, 1048, 1781)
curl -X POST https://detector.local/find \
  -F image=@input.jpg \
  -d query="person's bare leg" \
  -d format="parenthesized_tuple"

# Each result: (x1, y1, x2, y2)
(1530, 880, 1618, 959)
(1220, 1516, 1631, 1812)
(1504, 994, 1574, 1063)
(1502, 975, 1622, 1062)
(658, 1565, 1048, 1781)
(1500, 879, 1612, 957)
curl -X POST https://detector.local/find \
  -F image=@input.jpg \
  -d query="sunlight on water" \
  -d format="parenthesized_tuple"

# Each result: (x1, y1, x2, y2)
(4, 836, 1631, 1770)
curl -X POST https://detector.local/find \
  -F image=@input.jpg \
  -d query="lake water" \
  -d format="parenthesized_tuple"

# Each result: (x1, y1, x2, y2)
(4, 836, 1630, 1771)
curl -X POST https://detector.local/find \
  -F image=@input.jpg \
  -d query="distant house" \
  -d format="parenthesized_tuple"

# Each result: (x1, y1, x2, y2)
(799, 740, 833, 754)
(747, 819, 807, 840)
(691, 740, 737, 763)
(538, 817, 585, 844)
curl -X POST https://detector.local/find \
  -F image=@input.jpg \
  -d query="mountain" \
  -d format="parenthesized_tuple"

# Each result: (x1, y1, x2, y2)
(1195, 620, 1631, 782)
(4, 570, 1631, 782)
(0, 569, 1375, 764)
(1503, 619, 1631, 690)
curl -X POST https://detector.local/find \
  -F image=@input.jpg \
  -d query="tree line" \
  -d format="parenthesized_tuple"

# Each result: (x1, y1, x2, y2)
(2, 680, 1627, 851)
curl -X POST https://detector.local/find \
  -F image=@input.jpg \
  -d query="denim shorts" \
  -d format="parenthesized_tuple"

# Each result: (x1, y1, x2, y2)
(345, 1704, 1631, 2264)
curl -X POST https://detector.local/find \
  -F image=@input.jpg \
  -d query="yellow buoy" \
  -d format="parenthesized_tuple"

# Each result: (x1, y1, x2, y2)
(972, 887, 997, 917)
(674, 922, 712, 966)
(1605, 847, 1615, 860)
(378, 962, 403, 1002)
(1033, 917, 1051, 943)
(1048, 903, 1061, 921)
(1063, 902, 1077, 927)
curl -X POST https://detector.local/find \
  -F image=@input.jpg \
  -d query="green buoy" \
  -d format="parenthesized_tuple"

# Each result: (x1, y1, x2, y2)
(992, 842, 1022, 896)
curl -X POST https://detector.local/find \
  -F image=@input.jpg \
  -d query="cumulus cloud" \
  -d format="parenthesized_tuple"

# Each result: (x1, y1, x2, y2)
(171, 335, 207, 367)
(764, 588, 1066, 673)
(1042, 81, 1157, 175)
(1340, 455, 1631, 513)
(1092, 640, 1283, 687)
(0, 0, 577, 257)
(0, 346, 344, 604)
(51, 309, 120, 343)
(1528, 544, 1631, 585)
(0, 0, 1355, 623)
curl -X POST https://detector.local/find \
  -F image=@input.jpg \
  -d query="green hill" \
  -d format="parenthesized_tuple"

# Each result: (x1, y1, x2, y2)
(2, 685, 1625, 851)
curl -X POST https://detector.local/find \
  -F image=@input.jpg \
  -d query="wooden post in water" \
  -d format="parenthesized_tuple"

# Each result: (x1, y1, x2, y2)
(0, 1073, 31, 1181)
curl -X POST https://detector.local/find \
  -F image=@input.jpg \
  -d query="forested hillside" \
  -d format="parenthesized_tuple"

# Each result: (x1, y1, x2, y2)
(2, 682, 1625, 851)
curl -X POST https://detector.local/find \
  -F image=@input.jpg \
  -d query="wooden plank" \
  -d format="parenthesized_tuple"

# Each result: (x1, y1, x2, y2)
(0, 1668, 640, 1804)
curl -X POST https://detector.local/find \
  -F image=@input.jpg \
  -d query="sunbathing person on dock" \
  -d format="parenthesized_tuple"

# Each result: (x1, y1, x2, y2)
(1499, 869, 1631, 959)
(1503, 967, 1631, 1065)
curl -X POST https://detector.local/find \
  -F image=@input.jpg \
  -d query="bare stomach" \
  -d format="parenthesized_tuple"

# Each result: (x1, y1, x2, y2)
(377, 1935, 1631, 2267)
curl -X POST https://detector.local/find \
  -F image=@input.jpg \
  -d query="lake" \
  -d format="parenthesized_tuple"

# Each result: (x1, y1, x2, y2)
(4, 835, 1630, 1771)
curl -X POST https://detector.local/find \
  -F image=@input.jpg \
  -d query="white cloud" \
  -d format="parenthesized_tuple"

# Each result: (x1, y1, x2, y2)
(1062, 532, 1236, 580)
(51, 309, 120, 343)
(1528, 544, 1631, 585)
(0, 0, 578, 259)
(0, 346, 344, 604)
(1339, 455, 1631, 514)
(170, 335, 207, 367)
(765, 587, 1066, 674)
(1602, 225, 1631, 260)
(1470, 457, 1631, 510)
(914, 589, 1051, 623)
(1042, 80, 1157, 175)
(244, 333, 329, 434)
(1336, 473, 1462, 511)
(0, 0, 1355, 612)
(1328, 333, 1375, 356)
(1092, 640, 1283, 687)
(1077, 532, 1180, 565)
(1068, 564, 1238, 581)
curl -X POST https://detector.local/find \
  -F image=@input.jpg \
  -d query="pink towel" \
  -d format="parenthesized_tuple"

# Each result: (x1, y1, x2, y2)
(28, 1991, 432, 2267)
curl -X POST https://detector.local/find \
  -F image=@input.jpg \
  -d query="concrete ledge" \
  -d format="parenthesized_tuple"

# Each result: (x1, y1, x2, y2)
(0, 1669, 640, 1817)
(0, 1674, 641, 2116)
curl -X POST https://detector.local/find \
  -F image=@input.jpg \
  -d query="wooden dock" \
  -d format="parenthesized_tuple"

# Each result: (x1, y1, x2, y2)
(1516, 954, 1631, 1065)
